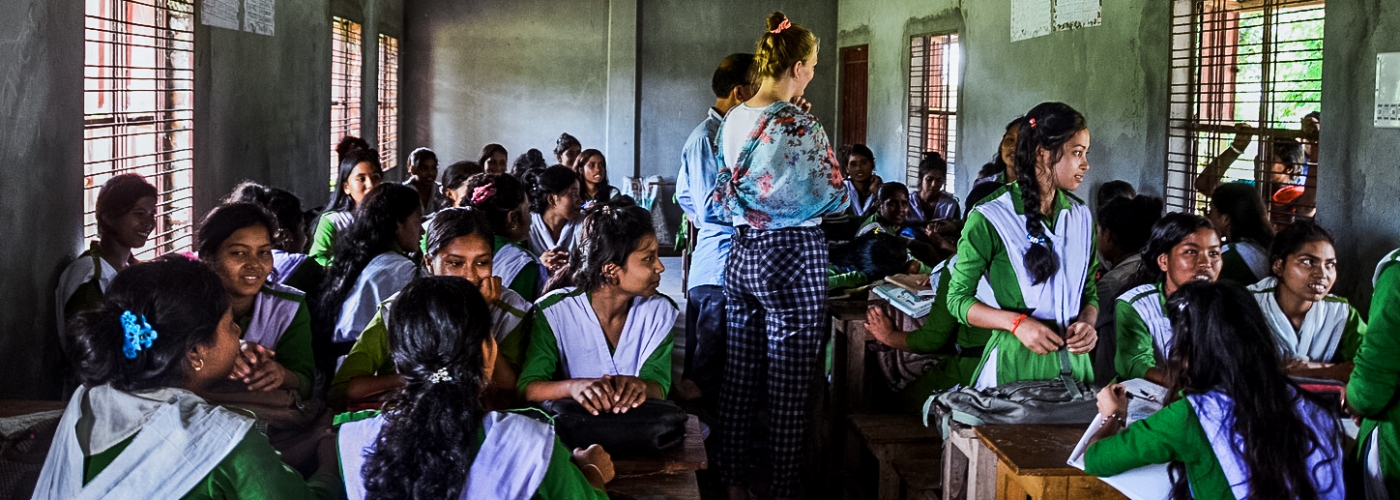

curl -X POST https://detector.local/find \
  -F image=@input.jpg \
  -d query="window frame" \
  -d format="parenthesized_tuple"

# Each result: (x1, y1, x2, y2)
(906, 32, 961, 189)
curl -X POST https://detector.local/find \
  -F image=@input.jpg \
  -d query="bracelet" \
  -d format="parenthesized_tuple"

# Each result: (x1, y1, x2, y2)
(1228, 144, 1244, 155)
(1010, 314, 1029, 334)
(1100, 412, 1126, 427)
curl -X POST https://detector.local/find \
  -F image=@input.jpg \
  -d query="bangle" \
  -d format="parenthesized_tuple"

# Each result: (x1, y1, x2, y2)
(1010, 314, 1029, 334)
(1100, 412, 1126, 427)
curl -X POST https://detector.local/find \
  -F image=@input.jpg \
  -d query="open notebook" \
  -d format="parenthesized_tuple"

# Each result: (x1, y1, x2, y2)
(1066, 379, 1173, 500)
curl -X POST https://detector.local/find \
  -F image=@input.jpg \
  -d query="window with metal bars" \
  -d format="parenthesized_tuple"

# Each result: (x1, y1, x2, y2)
(906, 33, 960, 188)
(378, 34, 400, 171)
(1166, 0, 1323, 226)
(83, 0, 195, 259)
(331, 17, 363, 180)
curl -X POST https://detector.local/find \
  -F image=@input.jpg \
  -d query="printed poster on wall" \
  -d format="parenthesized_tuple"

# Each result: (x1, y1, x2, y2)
(201, 0, 240, 30)
(1376, 53, 1400, 128)
(244, 0, 275, 36)
(1011, 0, 1102, 42)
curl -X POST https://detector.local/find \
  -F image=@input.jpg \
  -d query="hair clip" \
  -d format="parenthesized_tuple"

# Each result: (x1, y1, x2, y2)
(428, 367, 454, 384)
(582, 200, 598, 212)
(1026, 233, 1047, 246)
(471, 183, 496, 205)
(120, 311, 158, 359)
(770, 18, 792, 34)
(1028, 118, 1038, 129)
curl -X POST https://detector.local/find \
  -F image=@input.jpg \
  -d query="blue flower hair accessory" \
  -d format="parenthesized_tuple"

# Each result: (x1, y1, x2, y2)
(1026, 233, 1048, 246)
(120, 311, 158, 359)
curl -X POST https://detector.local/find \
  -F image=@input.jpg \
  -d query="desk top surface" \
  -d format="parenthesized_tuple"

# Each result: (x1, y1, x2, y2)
(611, 415, 708, 474)
(0, 399, 66, 419)
(974, 424, 1089, 477)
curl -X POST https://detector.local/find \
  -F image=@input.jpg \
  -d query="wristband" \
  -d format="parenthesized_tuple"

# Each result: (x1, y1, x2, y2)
(1010, 314, 1029, 334)
(1228, 144, 1244, 155)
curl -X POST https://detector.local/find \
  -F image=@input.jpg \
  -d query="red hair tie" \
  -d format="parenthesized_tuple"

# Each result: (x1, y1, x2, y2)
(770, 18, 792, 34)
(471, 183, 497, 205)
(1028, 118, 1038, 129)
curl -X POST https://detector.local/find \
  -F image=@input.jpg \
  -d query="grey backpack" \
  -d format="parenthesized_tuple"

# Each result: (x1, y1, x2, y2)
(922, 347, 1099, 438)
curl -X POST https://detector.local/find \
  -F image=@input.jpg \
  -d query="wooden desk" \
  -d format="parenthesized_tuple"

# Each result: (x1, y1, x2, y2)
(974, 425, 1126, 500)
(609, 470, 700, 500)
(0, 400, 65, 419)
(829, 300, 873, 417)
(607, 415, 706, 499)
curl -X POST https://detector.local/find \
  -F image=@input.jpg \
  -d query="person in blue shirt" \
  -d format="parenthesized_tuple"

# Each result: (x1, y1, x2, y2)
(674, 52, 754, 413)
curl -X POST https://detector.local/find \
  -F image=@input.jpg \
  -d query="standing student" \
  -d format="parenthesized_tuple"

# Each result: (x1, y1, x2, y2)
(309, 149, 384, 267)
(972, 117, 1024, 186)
(1206, 182, 1275, 286)
(55, 174, 157, 345)
(402, 147, 447, 215)
(907, 152, 960, 224)
(555, 133, 582, 169)
(1091, 195, 1162, 384)
(314, 184, 423, 373)
(1250, 220, 1364, 379)
(1085, 282, 1344, 499)
(465, 172, 548, 302)
(711, 12, 849, 499)
(674, 52, 754, 409)
(526, 165, 584, 274)
(842, 144, 882, 219)
(1115, 213, 1221, 384)
(856, 182, 913, 237)
(574, 149, 617, 204)
(946, 102, 1098, 389)
(480, 143, 510, 175)
(197, 203, 315, 399)
(36, 256, 341, 499)
(337, 276, 611, 500)
(331, 207, 533, 410)
(518, 204, 676, 415)
(1347, 247, 1400, 498)
(440, 160, 484, 208)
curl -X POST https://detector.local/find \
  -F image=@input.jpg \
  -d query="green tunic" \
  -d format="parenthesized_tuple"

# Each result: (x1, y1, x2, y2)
(235, 286, 317, 399)
(893, 262, 993, 410)
(516, 289, 674, 398)
(946, 184, 1098, 386)
(1347, 250, 1400, 494)
(495, 236, 544, 302)
(1218, 241, 1266, 287)
(1115, 283, 1166, 381)
(308, 213, 341, 268)
(1083, 398, 1232, 499)
(84, 428, 340, 500)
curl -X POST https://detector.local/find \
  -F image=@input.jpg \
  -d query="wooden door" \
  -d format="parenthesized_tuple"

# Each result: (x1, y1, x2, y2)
(839, 45, 869, 150)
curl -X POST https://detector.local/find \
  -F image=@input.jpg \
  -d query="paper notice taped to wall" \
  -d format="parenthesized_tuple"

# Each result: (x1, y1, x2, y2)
(1053, 0, 1103, 31)
(201, 0, 239, 30)
(1376, 53, 1400, 128)
(1011, 0, 1102, 42)
(244, 0, 275, 36)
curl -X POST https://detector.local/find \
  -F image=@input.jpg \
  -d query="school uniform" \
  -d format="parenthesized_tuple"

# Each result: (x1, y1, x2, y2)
(493, 236, 547, 303)
(1085, 390, 1344, 499)
(946, 183, 1098, 389)
(1346, 249, 1400, 498)
(889, 256, 996, 410)
(528, 213, 581, 258)
(844, 180, 877, 218)
(907, 190, 961, 224)
(1219, 239, 1269, 286)
(516, 287, 677, 397)
(332, 251, 423, 345)
(331, 289, 533, 408)
(1114, 283, 1173, 381)
(270, 249, 322, 298)
(855, 214, 908, 238)
(1249, 276, 1366, 364)
(675, 107, 734, 408)
(1093, 253, 1144, 385)
(336, 409, 607, 500)
(33, 385, 339, 500)
(54, 243, 119, 347)
(401, 179, 450, 215)
(308, 211, 354, 267)
(239, 283, 317, 399)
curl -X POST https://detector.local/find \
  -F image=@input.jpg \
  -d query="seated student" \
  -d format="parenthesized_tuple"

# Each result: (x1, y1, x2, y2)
(440, 160, 484, 208)
(526, 165, 584, 274)
(972, 117, 1024, 186)
(480, 143, 510, 175)
(223, 182, 322, 298)
(856, 182, 914, 238)
(574, 149, 618, 204)
(55, 173, 157, 346)
(1116, 213, 1221, 384)
(828, 232, 911, 291)
(196, 203, 315, 400)
(1249, 220, 1364, 379)
(1207, 182, 1275, 286)
(313, 183, 424, 373)
(511, 148, 549, 179)
(1086, 281, 1344, 499)
(519, 204, 676, 415)
(309, 149, 384, 267)
(1094, 180, 1136, 213)
(465, 172, 548, 302)
(1092, 195, 1162, 384)
(842, 144, 882, 219)
(34, 256, 340, 499)
(336, 276, 611, 500)
(402, 147, 448, 215)
(331, 207, 533, 410)
(907, 152, 960, 224)
(555, 133, 583, 169)
(1347, 247, 1400, 497)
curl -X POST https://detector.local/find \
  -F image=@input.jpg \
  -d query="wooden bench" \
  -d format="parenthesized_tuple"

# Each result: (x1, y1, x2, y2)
(894, 458, 941, 500)
(846, 414, 942, 500)
(608, 415, 707, 499)
(941, 422, 998, 500)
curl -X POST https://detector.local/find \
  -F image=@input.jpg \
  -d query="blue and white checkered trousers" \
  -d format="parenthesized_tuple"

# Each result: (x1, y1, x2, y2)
(717, 226, 828, 499)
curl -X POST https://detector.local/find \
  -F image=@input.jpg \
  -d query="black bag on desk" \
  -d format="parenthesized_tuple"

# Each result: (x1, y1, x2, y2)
(540, 398, 688, 455)
(922, 346, 1099, 438)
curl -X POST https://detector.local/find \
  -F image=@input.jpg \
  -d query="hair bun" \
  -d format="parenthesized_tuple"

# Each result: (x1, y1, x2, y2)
(766, 12, 788, 32)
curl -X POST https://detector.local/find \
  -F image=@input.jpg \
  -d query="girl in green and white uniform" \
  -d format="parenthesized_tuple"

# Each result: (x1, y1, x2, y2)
(1345, 248, 1400, 498)
(308, 149, 383, 267)
(54, 174, 156, 347)
(1114, 212, 1221, 384)
(464, 172, 549, 302)
(1206, 182, 1274, 286)
(947, 102, 1099, 388)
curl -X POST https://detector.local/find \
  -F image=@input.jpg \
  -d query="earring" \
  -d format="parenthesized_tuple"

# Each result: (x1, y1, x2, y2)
(193, 358, 204, 372)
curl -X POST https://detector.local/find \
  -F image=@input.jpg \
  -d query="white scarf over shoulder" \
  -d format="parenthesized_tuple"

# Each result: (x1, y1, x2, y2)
(539, 288, 677, 379)
(1249, 276, 1352, 363)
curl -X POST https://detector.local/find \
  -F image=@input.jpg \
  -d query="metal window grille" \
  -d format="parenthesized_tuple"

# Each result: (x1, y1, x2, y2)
(83, 0, 195, 259)
(378, 34, 400, 171)
(331, 17, 363, 179)
(1166, 0, 1323, 225)
(907, 33, 960, 188)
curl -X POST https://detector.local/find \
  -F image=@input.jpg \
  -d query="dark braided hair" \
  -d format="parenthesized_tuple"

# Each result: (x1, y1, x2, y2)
(361, 276, 493, 499)
(1013, 102, 1087, 284)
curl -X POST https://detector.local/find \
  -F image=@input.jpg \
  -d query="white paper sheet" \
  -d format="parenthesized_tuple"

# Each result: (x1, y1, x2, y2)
(1011, 0, 1053, 41)
(201, 0, 240, 30)
(1053, 0, 1103, 30)
(1120, 378, 1167, 423)
(244, 0, 275, 36)
(1067, 414, 1174, 500)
